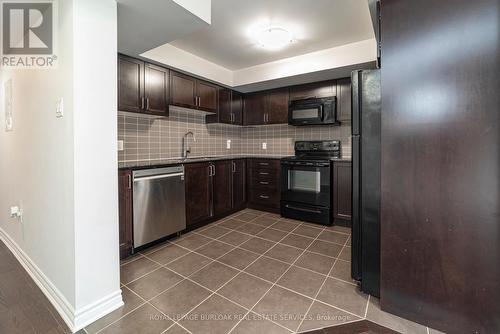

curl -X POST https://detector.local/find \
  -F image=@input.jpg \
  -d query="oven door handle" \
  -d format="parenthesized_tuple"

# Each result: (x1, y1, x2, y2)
(285, 204, 323, 214)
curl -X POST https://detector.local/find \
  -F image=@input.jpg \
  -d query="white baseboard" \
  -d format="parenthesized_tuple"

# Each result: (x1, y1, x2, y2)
(0, 228, 123, 333)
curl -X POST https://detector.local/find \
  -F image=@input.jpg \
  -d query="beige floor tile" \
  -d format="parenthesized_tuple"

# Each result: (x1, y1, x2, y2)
(292, 225, 323, 239)
(145, 243, 190, 265)
(218, 230, 252, 246)
(298, 301, 361, 332)
(329, 260, 354, 283)
(257, 228, 288, 242)
(171, 234, 212, 251)
(150, 280, 211, 320)
(218, 218, 247, 230)
(179, 294, 246, 334)
(236, 223, 267, 235)
(194, 240, 235, 259)
(240, 237, 276, 254)
(317, 230, 350, 245)
(307, 240, 343, 258)
(245, 257, 290, 283)
(338, 246, 351, 262)
(280, 234, 315, 249)
(295, 251, 336, 275)
(189, 261, 239, 291)
(218, 248, 260, 270)
(127, 268, 183, 300)
(252, 286, 313, 331)
(120, 257, 159, 284)
(99, 303, 172, 334)
(326, 225, 351, 234)
(316, 278, 368, 317)
(166, 252, 212, 276)
(198, 225, 232, 239)
(233, 212, 261, 222)
(218, 272, 272, 309)
(251, 215, 281, 227)
(366, 297, 428, 334)
(264, 243, 304, 264)
(162, 324, 190, 334)
(277, 266, 325, 298)
(271, 221, 301, 233)
(231, 316, 292, 334)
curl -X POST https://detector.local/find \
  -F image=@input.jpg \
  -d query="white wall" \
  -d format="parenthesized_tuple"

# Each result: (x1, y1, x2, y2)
(0, 0, 121, 331)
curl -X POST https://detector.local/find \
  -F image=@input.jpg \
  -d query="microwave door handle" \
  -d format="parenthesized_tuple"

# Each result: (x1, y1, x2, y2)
(319, 104, 325, 120)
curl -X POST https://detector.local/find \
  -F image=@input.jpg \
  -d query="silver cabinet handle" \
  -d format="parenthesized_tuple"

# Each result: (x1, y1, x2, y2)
(259, 162, 269, 166)
(259, 181, 269, 185)
(259, 195, 270, 199)
(141, 97, 145, 109)
(212, 164, 216, 176)
(259, 172, 269, 175)
(146, 98, 150, 110)
(232, 162, 236, 173)
(198, 96, 201, 107)
(128, 174, 132, 189)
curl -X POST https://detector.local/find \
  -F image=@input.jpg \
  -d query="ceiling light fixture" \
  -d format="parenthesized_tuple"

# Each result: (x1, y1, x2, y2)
(256, 26, 293, 50)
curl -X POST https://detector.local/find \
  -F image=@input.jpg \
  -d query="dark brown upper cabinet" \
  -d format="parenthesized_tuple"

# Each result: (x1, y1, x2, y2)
(266, 88, 289, 124)
(170, 71, 218, 113)
(206, 88, 243, 125)
(289, 80, 337, 101)
(336, 78, 352, 122)
(118, 54, 169, 117)
(244, 92, 267, 125)
(244, 89, 289, 126)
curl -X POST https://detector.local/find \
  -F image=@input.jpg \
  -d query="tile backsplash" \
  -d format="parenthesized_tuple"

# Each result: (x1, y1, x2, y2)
(118, 109, 351, 162)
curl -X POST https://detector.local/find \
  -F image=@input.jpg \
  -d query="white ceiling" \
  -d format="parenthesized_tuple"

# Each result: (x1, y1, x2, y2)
(168, 0, 375, 70)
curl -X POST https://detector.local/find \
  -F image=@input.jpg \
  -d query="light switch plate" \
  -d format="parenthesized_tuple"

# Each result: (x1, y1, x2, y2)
(226, 139, 231, 149)
(5, 79, 13, 132)
(117, 140, 124, 151)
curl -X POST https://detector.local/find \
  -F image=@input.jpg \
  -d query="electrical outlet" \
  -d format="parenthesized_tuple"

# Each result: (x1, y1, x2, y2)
(226, 139, 231, 149)
(262, 142, 267, 150)
(10, 206, 22, 222)
(117, 140, 124, 151)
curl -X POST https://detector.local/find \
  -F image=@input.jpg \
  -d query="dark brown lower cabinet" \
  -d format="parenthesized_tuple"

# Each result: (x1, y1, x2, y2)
(213, 160, 233, 216)
(118, 169, 133, 259)
(333, 161, 352, 224)
(247, 159, 281, 213)
(232, 159, 246, 210)
(185, 162, 212, 226)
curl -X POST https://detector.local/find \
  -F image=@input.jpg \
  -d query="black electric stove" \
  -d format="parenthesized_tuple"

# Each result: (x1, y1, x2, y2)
(281, 141, 341, 225)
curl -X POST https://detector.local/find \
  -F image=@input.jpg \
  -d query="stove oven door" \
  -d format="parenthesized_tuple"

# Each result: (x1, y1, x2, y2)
(281, 161, 331, 207)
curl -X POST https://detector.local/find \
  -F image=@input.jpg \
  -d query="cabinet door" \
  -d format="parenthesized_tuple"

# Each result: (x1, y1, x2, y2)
(333, 161, 352, 222)
(266, 88, 289, 124)
(213, 160, 233, 216)
(231, 91, 243, 125)
(232, 159, 246, 210)
(170, 71, 197, 109)
(337, 78, 352, 122)
(289, 80, 336, 101)
(185, 162, 212, 225)
(244, 92, 266, 125)
(197, 80, 218, 113)
(118, 169, 133, 259)
(118, 55, 144, 113)
(218, 88, 232, 124)
(144, 63, 169, 116)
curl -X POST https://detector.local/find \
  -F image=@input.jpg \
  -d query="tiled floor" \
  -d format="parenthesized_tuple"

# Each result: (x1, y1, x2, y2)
(86, 209, 440, 334)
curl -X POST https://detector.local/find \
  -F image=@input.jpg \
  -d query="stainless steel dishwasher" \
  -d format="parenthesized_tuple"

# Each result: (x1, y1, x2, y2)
(133, 165, 186, 248)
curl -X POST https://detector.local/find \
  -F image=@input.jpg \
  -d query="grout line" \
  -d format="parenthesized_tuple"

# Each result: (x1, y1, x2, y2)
(364, 294, 371, 318)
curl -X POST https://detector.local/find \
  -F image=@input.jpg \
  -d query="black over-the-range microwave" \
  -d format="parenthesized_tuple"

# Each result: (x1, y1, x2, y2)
(288, 96, 339, 126)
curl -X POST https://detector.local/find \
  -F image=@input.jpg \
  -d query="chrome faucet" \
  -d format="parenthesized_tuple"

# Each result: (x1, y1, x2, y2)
(182, 131, 196, 159)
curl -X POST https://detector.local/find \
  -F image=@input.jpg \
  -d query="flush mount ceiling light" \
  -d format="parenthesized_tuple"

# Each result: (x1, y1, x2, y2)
(255, 26, 293, 50)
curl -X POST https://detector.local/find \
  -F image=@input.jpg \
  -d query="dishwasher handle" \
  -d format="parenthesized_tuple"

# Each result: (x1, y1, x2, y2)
(133, 172, 184, 182)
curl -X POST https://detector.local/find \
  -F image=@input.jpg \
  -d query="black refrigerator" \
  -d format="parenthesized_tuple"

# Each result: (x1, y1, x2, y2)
(351, 69, 381, 297)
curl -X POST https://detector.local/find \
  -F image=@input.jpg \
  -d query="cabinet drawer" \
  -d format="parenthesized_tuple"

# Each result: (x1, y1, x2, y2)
(249, 189, 280, 208)
(249, 159, 280, 170)
(249, 176, 279, 189)
(251, 168, 279, 180)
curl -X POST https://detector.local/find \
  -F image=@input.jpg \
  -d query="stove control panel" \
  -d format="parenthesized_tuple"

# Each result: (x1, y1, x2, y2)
(294, 140, 340, 152)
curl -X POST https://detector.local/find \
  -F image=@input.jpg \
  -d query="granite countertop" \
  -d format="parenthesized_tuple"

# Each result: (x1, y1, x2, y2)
(119, 154, 294, 169)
